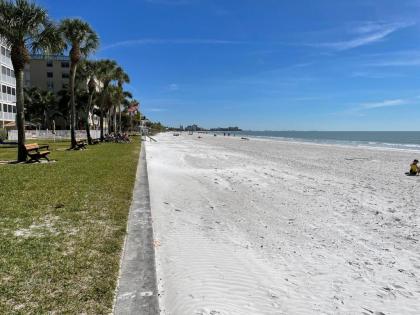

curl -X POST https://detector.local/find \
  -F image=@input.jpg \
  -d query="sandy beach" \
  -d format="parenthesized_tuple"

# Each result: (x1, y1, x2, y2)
(146, 133, 420, 315)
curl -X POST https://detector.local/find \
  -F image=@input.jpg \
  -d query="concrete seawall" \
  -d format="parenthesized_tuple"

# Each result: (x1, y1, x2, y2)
(114, 142, 159, 314)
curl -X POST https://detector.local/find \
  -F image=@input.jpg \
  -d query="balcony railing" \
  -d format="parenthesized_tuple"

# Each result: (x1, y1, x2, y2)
(0, 55, 12, 67)
(0, 111, 15, 121)
(0, 93, 16, 103)
(0, 73, 16, 86)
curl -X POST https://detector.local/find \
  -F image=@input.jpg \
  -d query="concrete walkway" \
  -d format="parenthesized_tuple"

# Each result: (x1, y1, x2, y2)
(114, 142, 159, 314)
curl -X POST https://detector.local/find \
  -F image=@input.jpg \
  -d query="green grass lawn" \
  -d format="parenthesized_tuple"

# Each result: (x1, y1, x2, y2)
(0, 139, 140, 314)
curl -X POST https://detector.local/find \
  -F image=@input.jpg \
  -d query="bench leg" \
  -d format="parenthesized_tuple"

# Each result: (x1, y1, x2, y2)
(27, 157, 37, 163)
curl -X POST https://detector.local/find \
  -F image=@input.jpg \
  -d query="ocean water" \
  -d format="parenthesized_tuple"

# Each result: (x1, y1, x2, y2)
(234, 131, 420, 151)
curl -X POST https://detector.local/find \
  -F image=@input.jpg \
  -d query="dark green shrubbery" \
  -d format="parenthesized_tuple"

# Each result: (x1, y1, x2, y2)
(0, 129, 7, 142)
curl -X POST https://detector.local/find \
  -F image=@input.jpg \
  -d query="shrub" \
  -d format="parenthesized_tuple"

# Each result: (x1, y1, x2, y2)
(0, 128, 7, 142)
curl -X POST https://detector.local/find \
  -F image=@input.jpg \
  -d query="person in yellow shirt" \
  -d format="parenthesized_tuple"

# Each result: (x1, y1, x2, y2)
(409, 159, 419, 176)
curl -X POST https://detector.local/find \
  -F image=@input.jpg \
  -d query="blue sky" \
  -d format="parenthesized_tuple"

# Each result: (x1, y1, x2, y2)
(39, 0, 420, 130)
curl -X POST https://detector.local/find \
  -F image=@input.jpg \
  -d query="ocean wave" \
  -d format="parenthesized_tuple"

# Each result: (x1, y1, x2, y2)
(238, 132, 420, 151)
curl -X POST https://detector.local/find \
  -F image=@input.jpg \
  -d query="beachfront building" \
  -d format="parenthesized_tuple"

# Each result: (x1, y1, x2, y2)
(0, 39, 17, 129)
(24, 54, 70, 94)
(24, 55, 105, 131)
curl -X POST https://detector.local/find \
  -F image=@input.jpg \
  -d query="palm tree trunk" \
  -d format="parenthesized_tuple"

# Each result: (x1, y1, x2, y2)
(16, 70, 26, 162)
(86, 93, 93, 144)
(85, 115, 92, 144)
(108, 109, 112, 133)
(118, 104, 122, 132)
(100, 107, 104, 141)
(113, 105, 117, 133)
(69, 63, 78, 148)
(43, 109, 47, 130)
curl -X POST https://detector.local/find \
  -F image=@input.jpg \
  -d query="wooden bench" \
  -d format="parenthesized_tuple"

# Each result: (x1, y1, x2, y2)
(75, 139, 87, 150)
(24, 143, 50, 163)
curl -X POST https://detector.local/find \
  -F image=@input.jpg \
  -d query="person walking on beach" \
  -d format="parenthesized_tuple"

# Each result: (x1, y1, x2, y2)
(409, 159, 419, 175)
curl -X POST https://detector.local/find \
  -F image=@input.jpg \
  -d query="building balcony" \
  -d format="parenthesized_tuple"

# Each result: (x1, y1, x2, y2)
(0, 55, 13, 67)
(0, 93, 16, 103)
(0, 111, 15, 121)
(0, 73, 16, 86)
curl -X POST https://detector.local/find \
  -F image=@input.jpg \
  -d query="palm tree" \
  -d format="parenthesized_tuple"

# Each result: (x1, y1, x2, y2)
(59, 18, 99, 149)
(76, 60, 99, 144)
(0, 0, 62, 161)
(104, 85, 119, 131)
(24, 87, 58, 129)
(114, 67, 130, 133)
(95, 59, 117, 140)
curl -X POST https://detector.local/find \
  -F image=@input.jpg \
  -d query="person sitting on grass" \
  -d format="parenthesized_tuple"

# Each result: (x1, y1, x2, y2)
(409, 159, 419, 176)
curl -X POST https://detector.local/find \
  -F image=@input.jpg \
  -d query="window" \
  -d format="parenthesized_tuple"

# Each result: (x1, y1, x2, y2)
(61, 61, 70, 68)
(62, 83, 68, 89)
(6, 49, 11, 58)
(46, 60, 53, 67)
(12, 106, 16, 113)
(1, 66, 14, 78)
(7, 86, 11, 95)
(8, 104, 12, 113)
(12, 88, 15, 96)
(1, 46, 5, 56)
(2, 104, 6, 112)
(62, 72, 69, 79)
(2, 85, 6, 93)
(47, 72, 53, 78)
(47, 81, 54, 90)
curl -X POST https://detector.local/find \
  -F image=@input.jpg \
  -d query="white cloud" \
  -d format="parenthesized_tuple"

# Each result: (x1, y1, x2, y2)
(359, 50, 420, 67)
(169, 83, 179, 91)
(146, 108, 167, 112)
(369, 58, 420, 67)
(314, 21, 414, 51)
(145, 0, 195, 5)
(102, 38, 246, 51)
(360, 99, 408, 109)
(351, 71, 404, 79)
(334, 98, 412, 116)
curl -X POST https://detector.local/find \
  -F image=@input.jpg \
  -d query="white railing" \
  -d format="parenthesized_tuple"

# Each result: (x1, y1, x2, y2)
(0, 74, 15, 85)
(0, 111, 15, 121)
(0, 93, 16, 102)
(1, 56, 12, 67)
(7, 129, 106, 141)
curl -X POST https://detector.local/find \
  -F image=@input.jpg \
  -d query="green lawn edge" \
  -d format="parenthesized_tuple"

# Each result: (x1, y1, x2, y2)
(0, 139, 141, 314)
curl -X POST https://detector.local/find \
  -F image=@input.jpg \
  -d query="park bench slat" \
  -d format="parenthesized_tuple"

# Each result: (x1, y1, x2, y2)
(24, 143, 50, 163)
(75, 139, 87, 150)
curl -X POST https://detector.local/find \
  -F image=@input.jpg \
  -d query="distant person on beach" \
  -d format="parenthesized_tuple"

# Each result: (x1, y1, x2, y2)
(409, 159, 419, 175)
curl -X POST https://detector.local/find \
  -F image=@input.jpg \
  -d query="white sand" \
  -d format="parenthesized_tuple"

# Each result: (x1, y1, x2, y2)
(146, 133, 420, 315)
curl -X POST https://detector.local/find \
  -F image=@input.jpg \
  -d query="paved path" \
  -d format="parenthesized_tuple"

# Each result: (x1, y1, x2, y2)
(114, 142, 159, 314)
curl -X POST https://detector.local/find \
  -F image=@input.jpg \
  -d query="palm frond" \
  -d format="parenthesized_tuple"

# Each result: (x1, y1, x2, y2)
(59, 18, 99, 56)
(31, 21, 64, 54)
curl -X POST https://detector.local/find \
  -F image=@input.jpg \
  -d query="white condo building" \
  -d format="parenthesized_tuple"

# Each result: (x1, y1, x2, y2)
(0, 39, 16, 128)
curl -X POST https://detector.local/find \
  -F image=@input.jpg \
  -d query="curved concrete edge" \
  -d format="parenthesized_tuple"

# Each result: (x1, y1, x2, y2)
(113, 142, 160, 314)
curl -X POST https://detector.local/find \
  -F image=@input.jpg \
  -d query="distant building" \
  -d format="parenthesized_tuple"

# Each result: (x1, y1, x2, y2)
(185, 124, 202, 131)
(209, 126, 242, 132)
(24, 55, 106, 131)
(24, 54, 70, 95)
(0, 39, 16, 128)
(140, 118, 151, 134)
